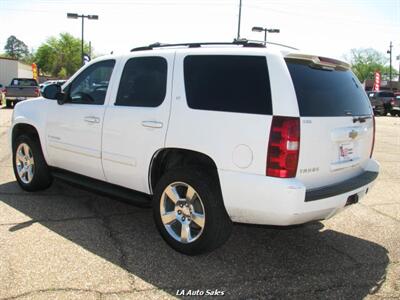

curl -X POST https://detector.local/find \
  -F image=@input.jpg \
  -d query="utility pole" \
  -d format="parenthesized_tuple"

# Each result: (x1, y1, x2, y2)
(89, 41, 92, 58)
(237, 0, 242, 39)
(387, 41, 393, 88)
(398, 54, 400, 82)
(81, 16, 84, 66)
(67, 13, 99, 66)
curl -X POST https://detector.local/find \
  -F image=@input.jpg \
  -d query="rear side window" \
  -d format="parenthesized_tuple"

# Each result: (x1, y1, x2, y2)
(286, 59, 371, 116)
(378, 92, 394, 97)
(116, 57, 167, 107)
(184, 55, 272, 115)
(12, 79, 38, 86)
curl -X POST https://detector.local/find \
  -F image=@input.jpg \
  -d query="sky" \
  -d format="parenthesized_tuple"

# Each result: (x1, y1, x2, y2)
(0, 0, 399, 66)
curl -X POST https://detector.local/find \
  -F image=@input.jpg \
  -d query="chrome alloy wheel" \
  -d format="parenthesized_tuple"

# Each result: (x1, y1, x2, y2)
(160, 182, 206, 244)
(15, 143, 35, 184)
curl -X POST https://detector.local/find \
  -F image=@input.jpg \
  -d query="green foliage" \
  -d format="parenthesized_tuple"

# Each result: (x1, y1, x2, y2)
(34, 33, 90, 77)
(57, 67, 68, 79)
(4, 35, 29, 60)
(345, 48, 398, 82)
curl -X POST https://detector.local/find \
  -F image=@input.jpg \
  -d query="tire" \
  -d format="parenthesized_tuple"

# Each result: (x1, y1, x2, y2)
(6, 100, 12, 108)
(153, 168, 232, 255)
(390, 111, 396, 117)
(12, 134, 53, 191)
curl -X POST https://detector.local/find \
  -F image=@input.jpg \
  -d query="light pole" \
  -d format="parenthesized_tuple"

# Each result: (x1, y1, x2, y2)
(67, 13, 98, 66)
(252, 26, 280, 45)
(397, 54, 400, 82)
(237, 0, 242, 39)
(387, 41, 392, 88)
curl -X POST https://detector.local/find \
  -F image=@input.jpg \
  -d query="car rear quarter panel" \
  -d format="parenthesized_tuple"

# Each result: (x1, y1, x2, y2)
(165, 49, 299, 176)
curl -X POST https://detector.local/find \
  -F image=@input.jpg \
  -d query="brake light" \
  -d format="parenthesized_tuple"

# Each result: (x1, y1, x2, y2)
(390, 98, 395, 106)
(266, 116, 300, 178)
(370, 116, 375, 158)
(34, 87, 40, 96)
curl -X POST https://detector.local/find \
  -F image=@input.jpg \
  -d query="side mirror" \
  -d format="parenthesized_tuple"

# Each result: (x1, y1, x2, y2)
(42, 84, 61, 100)
(56, 92, 67, 105)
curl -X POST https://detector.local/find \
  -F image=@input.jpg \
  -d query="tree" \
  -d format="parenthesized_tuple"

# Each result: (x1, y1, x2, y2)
(345, 48, 398, 83)
(34, 33, 90, 77)
(4, 35, 29, 60)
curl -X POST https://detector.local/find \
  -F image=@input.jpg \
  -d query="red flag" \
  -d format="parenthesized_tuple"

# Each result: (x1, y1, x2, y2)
(373, 72, 380, 91)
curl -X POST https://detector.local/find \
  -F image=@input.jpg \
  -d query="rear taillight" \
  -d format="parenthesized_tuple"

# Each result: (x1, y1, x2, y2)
(390, 98, 395, 106)
(266, 116, 300, 178)
(4, 88, 7, 95)
(34, 87, 40, 96)
(370, 116, 375, 158)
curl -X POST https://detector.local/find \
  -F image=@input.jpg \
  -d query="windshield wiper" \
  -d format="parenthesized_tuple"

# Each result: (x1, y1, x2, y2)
(353, 116, 372, 123)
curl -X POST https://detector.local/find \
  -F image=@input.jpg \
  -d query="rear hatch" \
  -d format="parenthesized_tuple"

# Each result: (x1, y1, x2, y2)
(285, 54, 374, 189)
(6, 79, 39, 98)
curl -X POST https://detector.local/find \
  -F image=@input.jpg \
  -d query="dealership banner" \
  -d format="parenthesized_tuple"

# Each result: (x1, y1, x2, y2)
(373, 71, 380, 91)
(32, 63, 38, 81)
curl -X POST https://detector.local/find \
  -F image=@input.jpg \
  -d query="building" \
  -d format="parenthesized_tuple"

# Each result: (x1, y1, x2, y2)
(0, 57, 33, 87)
(364, 79, 400, 91)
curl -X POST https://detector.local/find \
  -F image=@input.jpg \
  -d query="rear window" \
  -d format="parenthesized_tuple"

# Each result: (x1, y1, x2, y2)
(184, 55, 272, 115)
(286, 59, 371, 116)
(378, 92, 394, 97)
(11, 79, 38, 87)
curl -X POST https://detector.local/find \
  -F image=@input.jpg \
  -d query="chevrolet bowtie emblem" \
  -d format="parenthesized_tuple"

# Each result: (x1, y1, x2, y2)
(349, 130, 358, 139)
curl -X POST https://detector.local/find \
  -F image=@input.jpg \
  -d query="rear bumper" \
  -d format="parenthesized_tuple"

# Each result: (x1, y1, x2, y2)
(218, 159, 380, 225)
(6, 96, 30, 101)
(305, 171, 378, 202)
(6, 97, 32, 101)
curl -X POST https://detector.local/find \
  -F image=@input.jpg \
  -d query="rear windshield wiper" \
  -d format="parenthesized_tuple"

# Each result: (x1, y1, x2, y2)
(353, 116, 372, 123)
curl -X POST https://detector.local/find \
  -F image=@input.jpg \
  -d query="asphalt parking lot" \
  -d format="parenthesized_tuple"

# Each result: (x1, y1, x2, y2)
(0, 106, 399, 300)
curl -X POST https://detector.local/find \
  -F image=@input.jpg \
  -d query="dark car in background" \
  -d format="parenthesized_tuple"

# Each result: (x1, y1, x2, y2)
(367, 91, 399, 116)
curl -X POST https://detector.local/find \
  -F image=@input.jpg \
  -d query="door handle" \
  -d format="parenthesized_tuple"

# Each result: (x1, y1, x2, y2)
(84, 116, 100, 124)
(141, 121, 163, 128)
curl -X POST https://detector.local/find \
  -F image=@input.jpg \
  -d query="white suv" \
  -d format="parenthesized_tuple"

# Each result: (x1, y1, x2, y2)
(10, 41, 379, 255)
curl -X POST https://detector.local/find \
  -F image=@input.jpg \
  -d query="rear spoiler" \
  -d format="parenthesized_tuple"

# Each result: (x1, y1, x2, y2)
(285, 53, 350, 70)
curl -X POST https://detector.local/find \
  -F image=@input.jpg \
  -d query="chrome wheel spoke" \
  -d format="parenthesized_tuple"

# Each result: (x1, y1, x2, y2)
(23, 144, 29, 156)
(165, 185, 180, 204)
(191, 212, 205, 228)
(161, 211, 176, 225)
(17, 149, 25, 162)
(27, 166, 34, 182)
(180, 223, 191, 243)
(18, 167, 26, 179)
(186, 186, 196, 203)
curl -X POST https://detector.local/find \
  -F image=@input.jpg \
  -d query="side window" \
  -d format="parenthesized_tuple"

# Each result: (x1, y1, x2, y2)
(115, 56, 167, 107)
(68, 60, 115, 105)
(184, 55, 272, 115)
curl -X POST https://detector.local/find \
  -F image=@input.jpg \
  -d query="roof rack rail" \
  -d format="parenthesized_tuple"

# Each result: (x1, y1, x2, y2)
(130, 39, 265, 52)
(238, 39, 299, 50)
